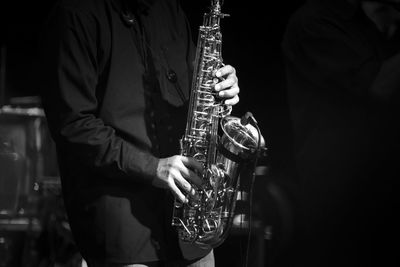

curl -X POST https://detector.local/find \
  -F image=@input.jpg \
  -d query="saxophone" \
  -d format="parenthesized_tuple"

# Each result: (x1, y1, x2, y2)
(172, 0, 263, 249)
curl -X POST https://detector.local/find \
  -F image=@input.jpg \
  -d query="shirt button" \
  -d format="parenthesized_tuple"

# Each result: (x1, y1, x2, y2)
(166, 69, 177, 83)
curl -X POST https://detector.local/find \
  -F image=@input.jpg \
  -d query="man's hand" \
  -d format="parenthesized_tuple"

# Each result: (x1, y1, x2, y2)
(154, 155, 203, 203)
(214, 65, 240, 106)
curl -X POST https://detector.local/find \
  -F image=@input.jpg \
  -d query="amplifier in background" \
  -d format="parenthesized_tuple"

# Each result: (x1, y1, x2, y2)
(0, 105, 59, 217)
(0, 142, 25, 216)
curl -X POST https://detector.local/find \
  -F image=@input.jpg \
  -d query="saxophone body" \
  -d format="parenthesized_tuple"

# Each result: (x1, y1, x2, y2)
(172, 0, 262, 249)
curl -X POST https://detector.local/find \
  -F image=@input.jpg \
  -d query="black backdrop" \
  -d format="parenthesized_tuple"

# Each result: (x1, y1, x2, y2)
(0, 1, 305, 266)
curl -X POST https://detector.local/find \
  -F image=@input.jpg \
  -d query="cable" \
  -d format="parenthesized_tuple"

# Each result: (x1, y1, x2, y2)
(243, 112, 263, 267)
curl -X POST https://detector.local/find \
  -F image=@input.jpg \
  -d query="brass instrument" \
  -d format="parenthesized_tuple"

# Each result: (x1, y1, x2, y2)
(172, 0, 264, 249)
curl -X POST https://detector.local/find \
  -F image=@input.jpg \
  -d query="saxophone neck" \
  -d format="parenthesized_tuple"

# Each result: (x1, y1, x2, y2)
(205, 0, 229, 26)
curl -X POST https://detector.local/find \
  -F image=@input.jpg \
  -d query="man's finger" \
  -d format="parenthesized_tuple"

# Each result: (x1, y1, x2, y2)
(215, 65, 236, 78)
(169, 180, 188, 204)
(224, 94, 240, 106)
(215, 77, 237, 92)
(180, 165, 202, 186)
(174, 171, 195, 194)
(218, 84, 240, 98)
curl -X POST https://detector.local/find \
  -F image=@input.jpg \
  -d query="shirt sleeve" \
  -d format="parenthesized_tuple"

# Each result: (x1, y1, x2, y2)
(38, 4, 159, 182)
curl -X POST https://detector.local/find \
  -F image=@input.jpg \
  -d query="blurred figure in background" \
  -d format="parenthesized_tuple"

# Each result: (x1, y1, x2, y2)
(282, 0, 400, 266)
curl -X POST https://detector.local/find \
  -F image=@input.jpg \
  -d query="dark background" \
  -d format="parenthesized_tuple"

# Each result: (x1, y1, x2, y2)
(0, 0, 305, 266)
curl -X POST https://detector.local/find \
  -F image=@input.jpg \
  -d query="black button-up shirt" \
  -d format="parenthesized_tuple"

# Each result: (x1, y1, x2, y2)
(39, 0, 210, 263)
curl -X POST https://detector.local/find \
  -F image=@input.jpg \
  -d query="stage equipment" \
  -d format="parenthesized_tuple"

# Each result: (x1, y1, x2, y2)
(0, 104, 58, 216)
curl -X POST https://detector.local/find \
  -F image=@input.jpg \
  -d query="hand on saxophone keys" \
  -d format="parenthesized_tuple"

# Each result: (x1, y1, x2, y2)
(214, 64, 240, 106)
(153, 155, 203, 204)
